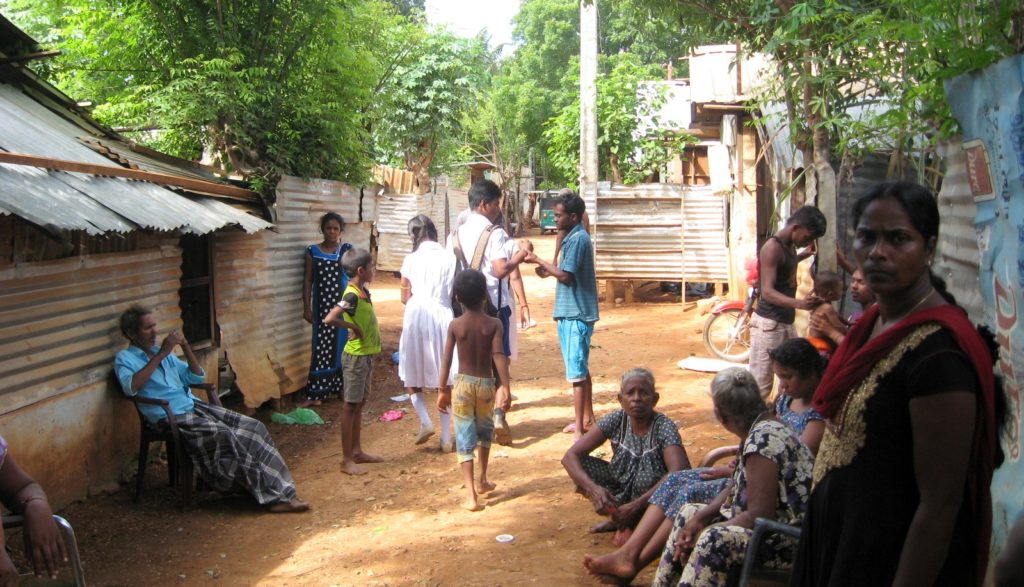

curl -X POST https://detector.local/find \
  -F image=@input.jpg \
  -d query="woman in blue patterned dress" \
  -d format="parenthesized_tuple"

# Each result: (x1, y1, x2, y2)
(585, 341, 823, 584)
(301, 212, 353, 406)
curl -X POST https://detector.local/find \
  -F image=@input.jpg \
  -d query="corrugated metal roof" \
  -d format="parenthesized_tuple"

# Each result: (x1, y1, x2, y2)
(0, 82, 272, 235)
(0, 164, 134, 234)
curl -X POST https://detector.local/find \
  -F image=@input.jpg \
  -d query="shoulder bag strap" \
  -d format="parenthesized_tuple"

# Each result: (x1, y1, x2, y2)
(470, 224, 497, 270)
(452, 229, 468, 268)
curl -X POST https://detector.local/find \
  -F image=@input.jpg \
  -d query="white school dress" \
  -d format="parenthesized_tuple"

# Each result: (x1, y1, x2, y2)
(398, 241, 458, 388)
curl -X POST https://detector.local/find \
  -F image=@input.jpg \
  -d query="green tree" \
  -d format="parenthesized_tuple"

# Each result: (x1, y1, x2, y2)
(490, 0, 695, 187)
(544, 53, 688, 186)
(2, 0, 413, 190)
(372, 30, 491, 193)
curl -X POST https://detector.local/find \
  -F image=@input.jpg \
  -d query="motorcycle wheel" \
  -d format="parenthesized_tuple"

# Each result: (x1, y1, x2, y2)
(702, 308, 751, 363)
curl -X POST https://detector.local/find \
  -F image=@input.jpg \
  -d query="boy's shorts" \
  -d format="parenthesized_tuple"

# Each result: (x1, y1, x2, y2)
(341, 352, 373, 403)
(452, 374, 495, 463)
(557, 319, 594, 382)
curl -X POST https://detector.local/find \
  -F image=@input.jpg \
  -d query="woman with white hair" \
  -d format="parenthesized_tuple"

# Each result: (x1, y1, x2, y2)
(652, 367, 813, 586)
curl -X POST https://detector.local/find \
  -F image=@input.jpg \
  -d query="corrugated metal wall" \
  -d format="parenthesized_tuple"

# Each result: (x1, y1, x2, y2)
(375, 189, 457, 272)
(0, 236, 183, 413)
(583, 182, 728, 282)
(376, 193, 419, 272)
(257, 175, 372, 405)
(934, 139, 984, 322)
(0, 227, 201, 506)
(683, 187, 729, 281)
(588, 183, 684, 281)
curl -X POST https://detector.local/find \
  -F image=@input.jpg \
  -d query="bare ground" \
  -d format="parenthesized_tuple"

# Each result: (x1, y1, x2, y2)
(38, 233, 729, 586)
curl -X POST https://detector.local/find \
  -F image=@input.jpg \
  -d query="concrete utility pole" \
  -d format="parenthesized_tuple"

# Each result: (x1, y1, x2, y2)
(579, 0, 599, 186)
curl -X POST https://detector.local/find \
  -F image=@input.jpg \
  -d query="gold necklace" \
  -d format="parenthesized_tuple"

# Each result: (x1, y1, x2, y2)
(880, 288, 934, 327)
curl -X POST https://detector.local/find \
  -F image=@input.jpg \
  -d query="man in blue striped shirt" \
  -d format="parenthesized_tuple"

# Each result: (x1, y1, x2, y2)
(526, 191, 599, 440)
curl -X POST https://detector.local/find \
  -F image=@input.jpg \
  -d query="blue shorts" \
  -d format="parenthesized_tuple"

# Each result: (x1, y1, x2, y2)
(498, 305, 512, 356)
(557, 319, 594, 382)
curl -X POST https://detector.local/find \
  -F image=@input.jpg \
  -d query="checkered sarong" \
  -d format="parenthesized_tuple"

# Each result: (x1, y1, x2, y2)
(177, 402, 297, 505)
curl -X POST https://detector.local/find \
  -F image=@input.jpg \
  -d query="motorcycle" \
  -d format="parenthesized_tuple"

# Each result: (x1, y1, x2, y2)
(702, 285, 757, 364)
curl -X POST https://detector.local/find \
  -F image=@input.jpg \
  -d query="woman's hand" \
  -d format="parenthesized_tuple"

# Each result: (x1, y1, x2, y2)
(24, 499, 66, 579)
(611, 499, 644, 528)
(0, 551, 18, 587)
(673, 515, 708, 562)
(588, 486, 618, 515)
(699, 464, 735, 480)
(302, 308, 313, 324)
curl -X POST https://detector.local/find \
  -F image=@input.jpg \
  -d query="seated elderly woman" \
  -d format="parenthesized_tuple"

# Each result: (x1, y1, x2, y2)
(585, 339, 823, 584)
(0, 435, 67, 584)
(562, 368, 690, 535)
(652, 367, 813, 586)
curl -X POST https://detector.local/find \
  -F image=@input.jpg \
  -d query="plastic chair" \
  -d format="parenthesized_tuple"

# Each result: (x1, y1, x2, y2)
(700, 445, 739, 467)
(736, 517, 802, 587)
(2, 513, 86, 586)
(117, 376, 220, 508)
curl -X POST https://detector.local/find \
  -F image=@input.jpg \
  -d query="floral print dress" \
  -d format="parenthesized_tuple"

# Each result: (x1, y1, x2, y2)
(652, 418, 814, 587)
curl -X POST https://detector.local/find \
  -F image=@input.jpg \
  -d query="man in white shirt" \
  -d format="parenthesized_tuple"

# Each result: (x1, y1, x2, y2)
(450, 180, 531, 444)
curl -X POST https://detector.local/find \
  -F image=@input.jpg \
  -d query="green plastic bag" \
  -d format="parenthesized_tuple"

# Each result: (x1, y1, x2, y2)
(271, 407, 325, 426)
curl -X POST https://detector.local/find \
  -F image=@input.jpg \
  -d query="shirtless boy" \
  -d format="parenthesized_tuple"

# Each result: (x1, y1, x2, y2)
(438, 269, 512, 511)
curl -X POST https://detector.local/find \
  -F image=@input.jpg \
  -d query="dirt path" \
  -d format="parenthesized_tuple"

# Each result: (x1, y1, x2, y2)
(57, 233, 728, 586)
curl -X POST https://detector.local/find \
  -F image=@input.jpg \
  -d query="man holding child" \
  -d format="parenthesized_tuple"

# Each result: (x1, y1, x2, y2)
(750, 205, 826, 398)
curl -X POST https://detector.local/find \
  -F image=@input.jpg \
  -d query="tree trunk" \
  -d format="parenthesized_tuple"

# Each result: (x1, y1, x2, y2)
(406, 140, 433, 195)
(609, 153, 623, 184)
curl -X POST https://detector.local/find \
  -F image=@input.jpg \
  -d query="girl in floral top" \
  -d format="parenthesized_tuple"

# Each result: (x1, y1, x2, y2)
(653, 368, 814, 587)
(769, 338, 826, 454)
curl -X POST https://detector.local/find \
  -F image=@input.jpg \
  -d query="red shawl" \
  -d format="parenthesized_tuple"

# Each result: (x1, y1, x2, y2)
(811, 303, 996, 584)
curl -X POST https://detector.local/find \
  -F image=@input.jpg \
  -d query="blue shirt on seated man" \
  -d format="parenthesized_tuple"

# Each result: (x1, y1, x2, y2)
(114, 305, 309, 513)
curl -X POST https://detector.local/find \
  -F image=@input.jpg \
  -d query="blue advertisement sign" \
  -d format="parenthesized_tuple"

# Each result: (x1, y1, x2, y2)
(947, 54, 1024, 554)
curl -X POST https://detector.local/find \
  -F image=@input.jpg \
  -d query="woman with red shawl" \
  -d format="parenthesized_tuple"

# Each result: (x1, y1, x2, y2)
(790, 181, 1001, 586)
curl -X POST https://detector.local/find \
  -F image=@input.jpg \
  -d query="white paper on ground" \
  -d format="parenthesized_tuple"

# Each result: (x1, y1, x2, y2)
(676, 356, 748, 373)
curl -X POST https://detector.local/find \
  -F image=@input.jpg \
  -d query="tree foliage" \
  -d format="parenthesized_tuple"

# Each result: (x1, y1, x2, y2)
(491, 0, 696, 187)
(2, 0, 416, 189)
(544, 53, 688, 186)
(372, 30, 492, 193)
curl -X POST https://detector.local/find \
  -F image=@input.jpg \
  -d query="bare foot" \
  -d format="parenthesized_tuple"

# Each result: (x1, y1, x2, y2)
(461, 497, 484, 512)
(590, 519, 618, 533)
(269, 498, 310, 513)
(583, 551, 637, 584)
(353, 452, 384, 464)
(340, 461, 367, 476)
(298, 399, 322, 408)
(477, 480, 496, 494)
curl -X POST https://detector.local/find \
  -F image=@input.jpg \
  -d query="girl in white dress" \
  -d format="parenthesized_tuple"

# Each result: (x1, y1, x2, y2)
(399, 215, 457, 449)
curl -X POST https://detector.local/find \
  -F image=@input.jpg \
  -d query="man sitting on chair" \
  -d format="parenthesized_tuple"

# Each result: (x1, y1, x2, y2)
(114, 305, 309, 513)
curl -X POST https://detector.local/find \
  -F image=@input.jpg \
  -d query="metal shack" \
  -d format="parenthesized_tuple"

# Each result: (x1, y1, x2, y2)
(582, 47, 782, 298)
(0, 19, 279, 506)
